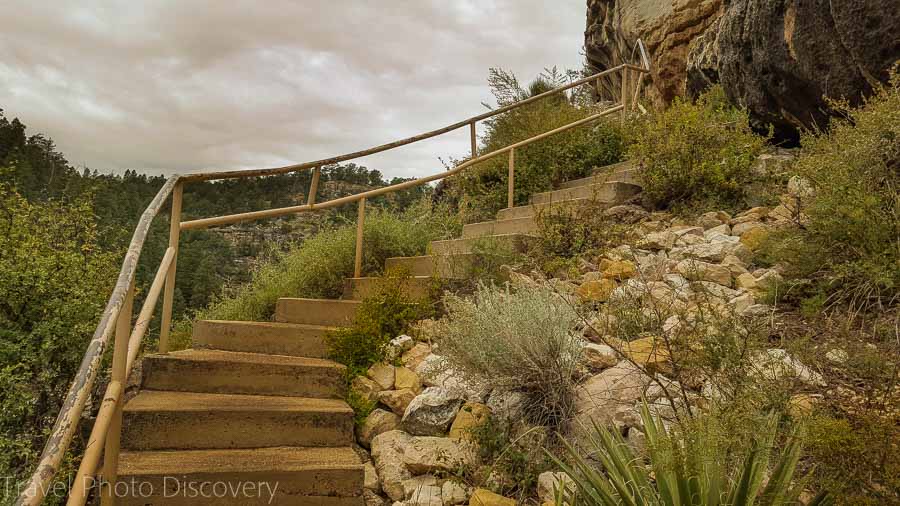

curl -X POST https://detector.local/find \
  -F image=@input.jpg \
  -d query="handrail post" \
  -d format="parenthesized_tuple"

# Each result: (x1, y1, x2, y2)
(507, 148, 515, 209)
(354, 198, 365, 278)
(158, 182, 183, 354)
(307, 166, 321, 206)
(620, 68, 629, 122)
(469, 120, 477, 159)
(100, 280, 133, 505)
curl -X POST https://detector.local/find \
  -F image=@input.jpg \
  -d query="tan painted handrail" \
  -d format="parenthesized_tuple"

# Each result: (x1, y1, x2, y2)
(19, 39, 650, 505)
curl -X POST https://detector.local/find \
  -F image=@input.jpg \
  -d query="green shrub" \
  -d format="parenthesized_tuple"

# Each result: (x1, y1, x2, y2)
(438, 282, 582, 426)
(630, 86, 766, 211)
(552, 404, 831, 506)
(764, 72, 899, 310)
(446, 68, 625, 223)
(326, 268, 432, 378)
(191, 199, 459, 323)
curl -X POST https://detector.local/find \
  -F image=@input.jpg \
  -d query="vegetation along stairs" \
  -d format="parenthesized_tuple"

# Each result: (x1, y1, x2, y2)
(111, 160, 642, 504)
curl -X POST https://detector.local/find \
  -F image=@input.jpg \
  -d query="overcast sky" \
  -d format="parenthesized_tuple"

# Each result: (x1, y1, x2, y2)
(1, 1, 586, 179)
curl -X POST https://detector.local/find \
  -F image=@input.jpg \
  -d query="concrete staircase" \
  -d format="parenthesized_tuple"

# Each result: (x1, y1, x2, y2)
(114, 160, 640, 505)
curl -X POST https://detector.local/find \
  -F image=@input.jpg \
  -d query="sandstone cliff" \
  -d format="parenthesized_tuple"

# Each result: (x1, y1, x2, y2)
(585, 0, 900, 139)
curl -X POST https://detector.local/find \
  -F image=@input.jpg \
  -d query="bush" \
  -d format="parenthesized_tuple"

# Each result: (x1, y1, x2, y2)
(438, 282, 582, 426)
(191, 200, 459, 323)
(764, 72, 899, 310)
(552, 404, 830, 505)
(445, 68, 625, 223)
(630, 86, 767, 211)
(326, 268, 433, 378)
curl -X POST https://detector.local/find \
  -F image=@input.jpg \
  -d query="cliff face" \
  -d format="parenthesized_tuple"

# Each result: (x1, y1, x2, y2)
(586, 0, 900, 138)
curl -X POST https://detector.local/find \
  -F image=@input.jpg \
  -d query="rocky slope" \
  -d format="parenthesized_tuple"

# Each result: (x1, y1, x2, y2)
(586, 0, 900, 140)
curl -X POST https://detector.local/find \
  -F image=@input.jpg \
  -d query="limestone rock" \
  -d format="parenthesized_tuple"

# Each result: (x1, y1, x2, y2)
(395, 367, 423, 393)
(406, 484, 442, 506)
(752, 349, 826, 387)
(364, 460, 381, 493)
(537, 471, 575, 503)
(402, 387, 464, 436)
(622, 337, 672, 374)
(739, 226, 769, 251)
(402, 342, 433, 371)
(697, 211, 730, 230)
(469, 488, 516, 506)
(602, 204, 650, 224)
(486, 389, 527, 423)
(576, 278, 618, 302)
(402, 436, 476, 475)
(675, 259, 732, 286)
(572, 361, 652, 435)
(371, 430, 414, 501)
(378, 389, 417, 416)
(359, 409, 402, 448)
(401, 475, 439, 501)
(364, 489, 388, 506)
(638, 230, 677, 250)
(416, 354, 489, 402)
(582, 343, 619, 371)
(449, 402, 491, 440)
(368, 363, 396, 391)
(442, 480, 470, 505)
(353, 376, 382, 403)
(602, 260, 637, 280)
(670, 241, 749, 263)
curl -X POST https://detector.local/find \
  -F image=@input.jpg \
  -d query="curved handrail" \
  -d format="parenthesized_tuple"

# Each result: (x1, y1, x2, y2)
(19, 41, 651, 505)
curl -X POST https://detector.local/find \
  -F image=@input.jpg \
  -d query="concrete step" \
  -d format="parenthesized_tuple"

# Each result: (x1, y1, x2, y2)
(461, 216, 537, 239)
(496, 197, 597, 221)
(559, 167, 640, 189)
(429, 233, 533, 256)
(384, 254, 475, 279)
(530, 180, 642, 205)
(122, 391, 354, 451)
(116, 446, 363, 505)
(141, 349, 346, 398)
(275, 298, 360, 326)
(342, 275, 434, 300)
(192, 320, 334, 358)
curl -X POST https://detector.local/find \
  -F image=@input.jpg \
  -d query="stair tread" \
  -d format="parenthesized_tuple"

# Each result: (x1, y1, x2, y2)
(431, 232, 535, 243)
(118, 446, 362, 475)
(345, 275, 433, 281)
(278, 297, 361, 304)
(147, 348, 343, 369)
(199, 319, 337, 332)
(124, 390, 352, 414)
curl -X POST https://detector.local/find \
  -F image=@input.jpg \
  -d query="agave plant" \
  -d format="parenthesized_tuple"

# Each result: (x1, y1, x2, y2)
(550, 403, 831, 505)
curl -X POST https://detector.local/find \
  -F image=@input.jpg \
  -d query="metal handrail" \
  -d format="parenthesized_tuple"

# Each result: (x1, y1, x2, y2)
(18, 41, 650, 505)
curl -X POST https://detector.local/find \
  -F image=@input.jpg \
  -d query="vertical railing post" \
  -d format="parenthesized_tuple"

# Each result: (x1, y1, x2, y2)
(307, 166, 321, 206)
(469, 121, 477, 159)
(100, 280, 133, 506)
(158, 181, 183, 354)
(507, 148, 515, 209)
(620, 67, 629, 122)
(354, 198, 365, 278)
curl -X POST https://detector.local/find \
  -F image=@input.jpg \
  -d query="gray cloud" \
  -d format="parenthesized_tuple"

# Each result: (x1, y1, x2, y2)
(1, 1, 586, 179)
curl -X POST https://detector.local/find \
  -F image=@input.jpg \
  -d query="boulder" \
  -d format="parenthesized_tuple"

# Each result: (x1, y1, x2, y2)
(416, 354, 489, 402)
(638, 230, 677, 250)
(402, 436, 476, 475)
(402, 387, 464, 436)
(364, 461, 381, 492)
(402, 342, 433, 371)
(377, 389, 417, 416)
(442, 480, 470, 505)
(371, 430, 414, 501)
(368, 363, 396, 391)
(387, 334, 415, 360)
(622, 337, 672, 374)
(537, 471, 575, 503)
(469, 488, 516, 506)
(449, 402, 491, 440)
(582, 343, 619, 371)
(675, 259, 732, 286)
(576, 278, 618, 302)
(395, 367, 423, 393)
(358, 409, 402, 448)
(697, 211, 730, 230)
(401, 475, 439, 501)
(486, 390, 528, 423)
(352, 376, 382, 403)
(602, 260, 637, 280)
(364, 489, 387, 506)
(571, 361, 652, 436)
(752, 349, 826, 387)
(669, 241, 749, 263)
(602, 204, 650, 224)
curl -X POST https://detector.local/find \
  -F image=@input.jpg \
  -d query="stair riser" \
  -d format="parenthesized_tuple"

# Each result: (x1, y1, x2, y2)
(530, 181, 641, 205)
(275, 299, 359, 326)
(141, 357, 346, 399)
(383, 255, 474, 279)
(342, 277, 434, 300)
(558, 168, 640, 189)
(429, 234, 532, 256)
(114, 471, 363, 505)
(461, 217, 537, 238)
(496, 198, 596, 220)
(122, 410, 353, 451)
(193, 321, 330, 358)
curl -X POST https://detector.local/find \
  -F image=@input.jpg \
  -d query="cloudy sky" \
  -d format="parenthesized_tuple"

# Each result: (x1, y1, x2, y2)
(1, 1, 587, 179)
